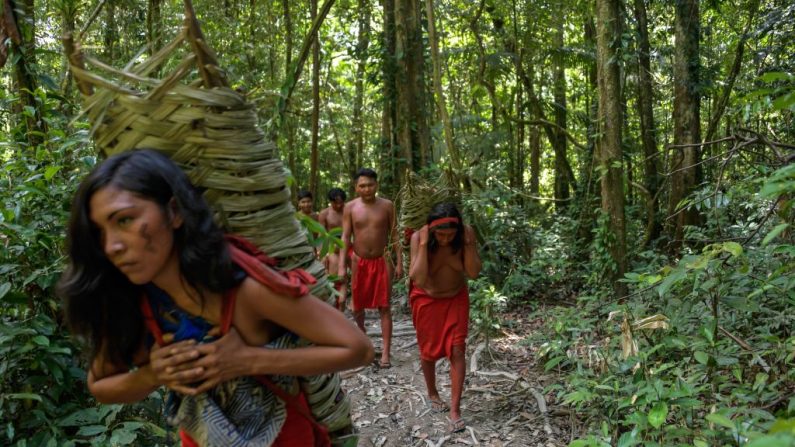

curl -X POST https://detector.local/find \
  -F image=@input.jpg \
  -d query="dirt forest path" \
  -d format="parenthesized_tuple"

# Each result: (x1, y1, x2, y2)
(341, 302, 572, 447)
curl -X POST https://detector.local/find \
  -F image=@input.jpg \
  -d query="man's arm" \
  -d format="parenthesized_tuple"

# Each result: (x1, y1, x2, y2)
(389, 201, 403, 277)
(338, 203, 352, 278)
(318, 209, 328, 230)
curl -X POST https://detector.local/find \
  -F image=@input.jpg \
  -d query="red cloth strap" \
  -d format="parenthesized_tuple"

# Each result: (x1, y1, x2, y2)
(225, 234, 317, 298)
(429, 217, 460, 229)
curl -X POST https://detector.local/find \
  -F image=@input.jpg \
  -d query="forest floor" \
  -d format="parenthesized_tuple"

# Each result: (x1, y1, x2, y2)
(342, 299, 572, 447)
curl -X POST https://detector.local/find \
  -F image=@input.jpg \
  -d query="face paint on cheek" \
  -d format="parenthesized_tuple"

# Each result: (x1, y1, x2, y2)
(139, 223, 155, 252)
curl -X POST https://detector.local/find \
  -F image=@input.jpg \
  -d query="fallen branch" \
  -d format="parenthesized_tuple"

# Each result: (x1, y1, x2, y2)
(470, 342, 486, 373)
(719, 325, 771, 373)
(529, 387, 554, 435)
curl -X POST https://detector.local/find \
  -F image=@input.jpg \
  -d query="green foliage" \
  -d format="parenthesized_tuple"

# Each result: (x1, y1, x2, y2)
(468, 278, 508, 337)
(297, 213, 344, 259)
(0, 87, 174, 446)
(531, 163, 795, 446)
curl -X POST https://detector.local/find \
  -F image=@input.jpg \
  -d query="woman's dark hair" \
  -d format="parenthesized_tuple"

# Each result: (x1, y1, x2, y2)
(354, 168, 377, 182)
(327, 188, 346, 202)
(297, 189, 313, 200)
(57, 149, 237, 367)
(427, 202, 464, 253)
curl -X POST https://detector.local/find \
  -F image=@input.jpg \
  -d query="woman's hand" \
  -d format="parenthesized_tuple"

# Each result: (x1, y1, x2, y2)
(418, 225, 429, 246)
(148, 338, 205, 394)
(186, 328, 254, 395)
(463, 225, 476, 246)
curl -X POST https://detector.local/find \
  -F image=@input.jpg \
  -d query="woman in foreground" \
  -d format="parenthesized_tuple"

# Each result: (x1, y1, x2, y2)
(58, 149, 373, 446)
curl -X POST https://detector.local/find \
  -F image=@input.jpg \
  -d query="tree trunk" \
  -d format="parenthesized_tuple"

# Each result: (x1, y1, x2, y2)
(394, 0, 431, 179)
(283, 0, 297, 199)
(379, 0, 398, 194)
(9, 0, 45, 146)
(632, 0, 661, 244)
(146, 0, 162, 54)
(309, 0, 320, 198)
(596, 0, 627, 298)
(426, 0, 461, 173)
(703, 0, 759, 144)
(351, 0, 371, 189)
(576, 17, 600, 247)
(668, 0, 701, 250)
(552, 7, 570, 210)
(103, 0, 116, 61)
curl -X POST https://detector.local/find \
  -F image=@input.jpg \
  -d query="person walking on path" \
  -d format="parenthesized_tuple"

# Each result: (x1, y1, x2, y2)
(320, 187, 347, 310)
(339, 168, 402, 369)
(408, 202, 481, 433)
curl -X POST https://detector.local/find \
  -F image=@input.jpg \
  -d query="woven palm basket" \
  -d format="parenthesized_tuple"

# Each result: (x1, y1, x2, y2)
(62, 1, 330, 302)
(396, 171, 460, 268)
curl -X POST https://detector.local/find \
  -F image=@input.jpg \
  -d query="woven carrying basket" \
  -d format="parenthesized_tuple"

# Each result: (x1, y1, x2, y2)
(63, 2, 356, 445)
(63, 2, 328, 294)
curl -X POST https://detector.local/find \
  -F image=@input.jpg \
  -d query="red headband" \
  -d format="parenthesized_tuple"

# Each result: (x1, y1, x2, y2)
(429, 217, 460, 229)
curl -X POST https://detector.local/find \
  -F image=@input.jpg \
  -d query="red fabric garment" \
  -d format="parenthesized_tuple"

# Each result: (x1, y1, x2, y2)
(178, 391, 316, 447)
(410, 285, 470, 362)
(352, 256, 390, 310)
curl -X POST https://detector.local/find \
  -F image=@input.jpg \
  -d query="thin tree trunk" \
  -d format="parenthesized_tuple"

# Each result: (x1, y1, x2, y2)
(668, 0, 701, 250)
(575, 17, 599, 247)
(283, 0, 297, 199)
(552, 7, 570, 209)
(351, 0, 371, 187)
(10, 0, 45, 146)
(596, 0, 627, 298)
(103, 0, 116, 61)
(703, 0, 760, 143)
(632, 0, 661, 244)
(146, 0, 162, 54)
(380, 0, 398, 193)
(426, 0, 461, 173)
(309, 0, 320, 198)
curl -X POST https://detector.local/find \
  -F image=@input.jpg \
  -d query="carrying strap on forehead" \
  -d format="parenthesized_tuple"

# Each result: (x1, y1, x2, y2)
(429, 217, 460, 229)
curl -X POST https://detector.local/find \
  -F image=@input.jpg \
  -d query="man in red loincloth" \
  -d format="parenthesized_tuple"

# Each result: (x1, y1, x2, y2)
(339, 169, 402, 368)
(408, 202, 481, 433)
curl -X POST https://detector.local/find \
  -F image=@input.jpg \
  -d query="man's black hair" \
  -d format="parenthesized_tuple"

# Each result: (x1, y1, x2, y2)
(328, 188, 346, 202)
(354, 168, 377, 182)
(297, 189, 313, 200)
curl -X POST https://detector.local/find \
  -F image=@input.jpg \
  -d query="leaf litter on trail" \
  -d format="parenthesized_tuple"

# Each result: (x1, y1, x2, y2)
(341, 306, 570, 446)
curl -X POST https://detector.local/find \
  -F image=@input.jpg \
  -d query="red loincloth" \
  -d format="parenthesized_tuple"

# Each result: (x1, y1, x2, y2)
(352, 256, 390, 310)
(410, 285, 469, 362)
(179, 391, 316, 447)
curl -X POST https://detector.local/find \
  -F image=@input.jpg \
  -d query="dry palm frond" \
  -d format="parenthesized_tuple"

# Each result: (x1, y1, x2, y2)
(397, 171, 460, 249)
(63, 1, 329, 302)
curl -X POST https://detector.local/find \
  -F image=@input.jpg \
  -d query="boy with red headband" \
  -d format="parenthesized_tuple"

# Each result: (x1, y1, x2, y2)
(339, 169, 403, 368)
(409, 202, 481, 433)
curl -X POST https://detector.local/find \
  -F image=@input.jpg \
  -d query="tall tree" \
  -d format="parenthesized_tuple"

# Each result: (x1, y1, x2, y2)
(552, 5, 570, 209)
(596, 0, 627, 297)
(6, 0, 45, 146)
(426, 0, 461, 172)
(283, 0, 298, 199)
(668, 0, 701, 249)
(309, 0, 320, 198)
(632, 0, 661, 244)
(351, 0, 371, 191)
(146, 0, 162, 54)
(393, 0, 431, 178)
(380, 0, 398, 191)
